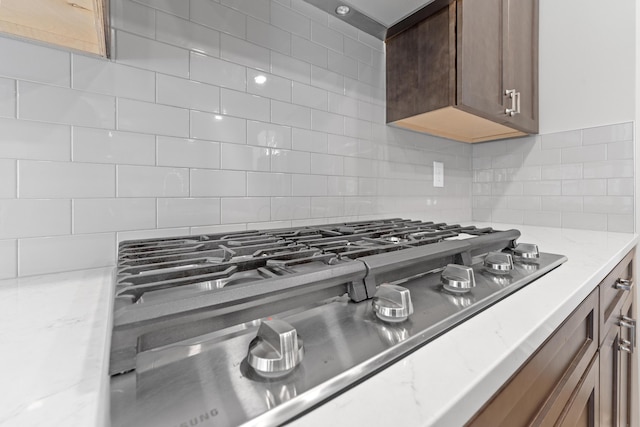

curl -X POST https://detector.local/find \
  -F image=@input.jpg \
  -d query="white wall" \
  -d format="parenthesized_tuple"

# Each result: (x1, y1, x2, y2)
(539, 0, 635, 134)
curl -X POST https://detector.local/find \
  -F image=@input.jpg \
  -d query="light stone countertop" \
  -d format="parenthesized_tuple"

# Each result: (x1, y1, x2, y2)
(0, 224, 637, 427)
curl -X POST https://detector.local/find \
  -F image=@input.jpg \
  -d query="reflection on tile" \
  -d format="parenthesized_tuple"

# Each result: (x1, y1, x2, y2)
(221, 143, 270, 171)
(247, 120, 292, 149)
(191, 111, 246, 143)
(247, 69, 292, 102)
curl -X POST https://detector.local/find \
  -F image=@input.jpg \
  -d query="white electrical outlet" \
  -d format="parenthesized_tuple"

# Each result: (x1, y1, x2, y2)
(433, 161, 444, 187)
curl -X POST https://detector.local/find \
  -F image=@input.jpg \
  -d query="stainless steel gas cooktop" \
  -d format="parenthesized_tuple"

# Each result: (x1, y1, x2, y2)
(109, 218, 566, 427)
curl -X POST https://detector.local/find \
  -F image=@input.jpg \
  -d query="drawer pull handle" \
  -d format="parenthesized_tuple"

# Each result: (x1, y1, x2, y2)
(614, 278, 632, 291)
(620, 316, 636, 349)
(619, 338, 633, 354)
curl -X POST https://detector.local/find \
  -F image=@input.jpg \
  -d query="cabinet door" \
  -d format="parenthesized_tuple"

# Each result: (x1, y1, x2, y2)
(457, 0, 504, 120)
(619, 295, 635, 427)
(600, 317, 621, 427)
(556, 353, 599, 427)
(502, 0, 538, 133)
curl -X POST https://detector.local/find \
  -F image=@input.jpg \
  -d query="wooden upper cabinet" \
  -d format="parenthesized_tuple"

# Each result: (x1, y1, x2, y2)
(386, 0, 539, 143)
(0, 0, 110, 57)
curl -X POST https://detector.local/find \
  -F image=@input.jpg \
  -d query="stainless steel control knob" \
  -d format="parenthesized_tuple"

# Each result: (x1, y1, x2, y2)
(484, 252, 514, 274)
(372, 284, 413, 323)
(247, 319, 304, 378)
(513, 243, 539, 259)
(441, 264, 476, 294)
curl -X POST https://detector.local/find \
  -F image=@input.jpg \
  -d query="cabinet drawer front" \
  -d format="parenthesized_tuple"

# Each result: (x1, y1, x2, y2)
(599, 249, 635, 346)
(466, 289, 598, 427)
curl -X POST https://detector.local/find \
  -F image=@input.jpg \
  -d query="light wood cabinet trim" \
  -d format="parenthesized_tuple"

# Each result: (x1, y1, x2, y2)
(391, 107, 526, 143)
(0, 0, 109, 57)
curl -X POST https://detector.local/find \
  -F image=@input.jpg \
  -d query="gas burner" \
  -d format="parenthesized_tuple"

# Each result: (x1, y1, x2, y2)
(110, 218, 567, 427)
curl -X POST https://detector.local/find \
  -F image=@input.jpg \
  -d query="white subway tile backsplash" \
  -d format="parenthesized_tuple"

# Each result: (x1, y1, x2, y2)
(74, 198, 155, 233)
(247, 17, 291, 54)
(247, 172, 291, 196)
(583, 160, 634, 178)
(73, 127, 155, 165)
(343, 157, 377, 178)
(132, 0, 188, 18)
(116, 31, 189, 77)
(221, 89, 270, 122)
(290, 0, 328, 23)
(0, 200, 70, 239)
(292, 82, 328, 110)
(271, 197, 310, 220)
(583, 196, 633, 214)
(221, 34, 270, 71)
(312, 110, 344, 134)
(311, 153, 343, 175)
(221, 197, 271, 223)
(156, 12, 220, 56)
(19, 82, 115, 129)
(523, 210, 561, 227)
(117, 165, 189, 197)
(118, 227, 190, 242)
(607, 140, 633, 160)
(73, 54, 155, 102)
(157, 74, 220, 113)
(311, 66, 344, 94)
(190, 53, 246, 91)
(344, 117, 372, 140)
(328, 134, 358, 156)
(221, 143, 270, 171)
(271, 52, 311, 84)
(540, 164, 582, 180)
(561, 144, 606, 164)
(310, 196, 344, 218)
(190, 169, 246, 197)
(328, 93, 358, 118)
(608, 178, 634, 196)
(118, 99, 189, 137)
(358, 31, 384, 52)
(0, 240, 16, 279)
(582, 122, 633, 145)
(608, 214, 634, 233)
(271, 2, 310, 38)
(292, 128, 328, 153)
(190, 0, 246, 38)
(158, 198, 221, 227)
(327, 15, 358, 39)
(344, 37, 372, 65)
(561, 212, 607, 231)
(247, 69, 292, 102)
(157, 137, 220, 168)
(247, 121, 292, 149)
(562, 179, 607, 196)
(311, 22, 343, 53)
(0, 37, 70, 86)
(523, 147, 561, 165)
(271, 100, 311, 128)
(541, 196, 583, 212)
(0, 160, 16, 198)
(19, 161, 115, 198)
(191, 111, 246, 143)
(222, 0, 270, 22)
(111, 0, 156, 38)
(328, 51, 358, 79)
(292, 174, 327, 196)
(0, 118, 70, 161)
(271, 149, 310, 173)
(0, 78, 15, 117)
(18, 233, 116, 276)
(328, 176, 358, 196)
(291, 35, 328, 68)
(540, 130, 581, 149)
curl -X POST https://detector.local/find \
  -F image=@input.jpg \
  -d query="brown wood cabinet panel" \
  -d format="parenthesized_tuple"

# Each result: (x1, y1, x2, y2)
(466, 289, 598, 427)
(556, 353, 599, 427)
(599, 249, 635, 346)
(619, 292, 636, 427)
(600, 319, 621, 427)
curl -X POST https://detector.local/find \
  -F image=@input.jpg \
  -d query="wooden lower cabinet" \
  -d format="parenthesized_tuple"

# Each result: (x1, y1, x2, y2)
(467, 249, 637, 427)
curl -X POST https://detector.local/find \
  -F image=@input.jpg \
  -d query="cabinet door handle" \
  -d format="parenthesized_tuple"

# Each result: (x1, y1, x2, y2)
(620, 316, 636, 349)
(614, 278, 632, 291)
(619, 338, 633, 353)
(505, 90, 521, 117)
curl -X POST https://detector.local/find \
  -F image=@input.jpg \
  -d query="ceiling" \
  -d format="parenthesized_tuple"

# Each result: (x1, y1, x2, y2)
(345, 0, 434, 27)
